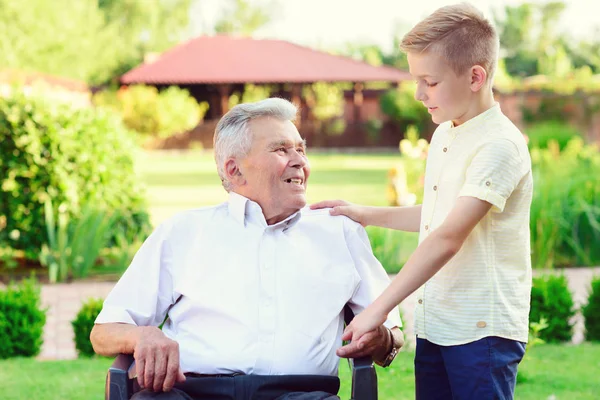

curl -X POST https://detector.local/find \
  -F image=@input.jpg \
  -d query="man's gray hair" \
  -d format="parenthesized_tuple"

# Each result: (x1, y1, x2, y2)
(213, 97, 298, 192)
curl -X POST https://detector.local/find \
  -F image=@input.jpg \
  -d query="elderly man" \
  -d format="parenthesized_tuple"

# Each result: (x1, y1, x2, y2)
(91, 98, 403, 400)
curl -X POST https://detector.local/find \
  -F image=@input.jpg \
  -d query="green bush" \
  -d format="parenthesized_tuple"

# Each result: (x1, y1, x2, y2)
(530, 138, 600, 269)
(0, 278, 46, 359)
(93, 85, 209, 139)
(526, 121, 582, 151)
(39, 199, 116, 283)
(0, 92, 152, 257)
(71, 298, 104, 357)
(583, 276, 600, 341)
(530, 274, 575, 343)
(380, 83, 429, 132)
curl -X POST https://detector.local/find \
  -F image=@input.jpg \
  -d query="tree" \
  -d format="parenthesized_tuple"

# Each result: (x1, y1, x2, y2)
(96, 0, 194, 84)
(214, 0, 274, 36)
(0, 0, 116, 83)
(493, 1, 570, 77)
(0, 0, 194, 85)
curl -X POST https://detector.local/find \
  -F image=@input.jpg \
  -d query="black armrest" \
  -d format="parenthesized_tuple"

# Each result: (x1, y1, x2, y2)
(344, 305, 378, 400)
(106, 353, 138, 400)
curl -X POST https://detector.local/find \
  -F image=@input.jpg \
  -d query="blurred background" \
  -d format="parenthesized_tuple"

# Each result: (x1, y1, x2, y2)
(0, 1, 599, 399)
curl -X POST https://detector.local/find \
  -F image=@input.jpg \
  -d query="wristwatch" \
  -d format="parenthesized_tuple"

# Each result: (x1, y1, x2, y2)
(375, 328, 402, 367)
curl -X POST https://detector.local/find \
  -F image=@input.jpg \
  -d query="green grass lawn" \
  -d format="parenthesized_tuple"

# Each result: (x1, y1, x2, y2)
(1, 344, 598, 400)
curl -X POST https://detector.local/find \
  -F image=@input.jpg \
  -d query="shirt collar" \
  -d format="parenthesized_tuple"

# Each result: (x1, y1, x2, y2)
(449, 102, 501, 134)
(227, 192, 302, 230)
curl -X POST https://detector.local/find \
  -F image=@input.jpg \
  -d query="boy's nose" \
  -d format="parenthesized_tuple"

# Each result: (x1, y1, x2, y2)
(414, 88, 426, 102)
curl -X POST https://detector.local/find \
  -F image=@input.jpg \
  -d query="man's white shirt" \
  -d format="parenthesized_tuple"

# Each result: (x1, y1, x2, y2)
(96, 192, 401, 376)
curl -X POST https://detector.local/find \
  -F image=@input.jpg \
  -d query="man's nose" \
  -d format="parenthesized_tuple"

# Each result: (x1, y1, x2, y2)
(290, 150, 306, 168)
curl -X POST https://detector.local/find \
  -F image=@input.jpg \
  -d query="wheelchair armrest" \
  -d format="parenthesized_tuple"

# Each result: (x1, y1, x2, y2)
(344, 305, 378, 400)
(106, 353, 138, 400)
(349, 355, 377, 400)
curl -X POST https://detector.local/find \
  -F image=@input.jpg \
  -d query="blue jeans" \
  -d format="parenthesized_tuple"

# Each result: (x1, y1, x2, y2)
(415, 336, 526, 400)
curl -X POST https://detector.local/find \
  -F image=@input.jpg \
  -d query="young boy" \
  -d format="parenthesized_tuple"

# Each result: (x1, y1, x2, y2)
(313, 3, 532, 399)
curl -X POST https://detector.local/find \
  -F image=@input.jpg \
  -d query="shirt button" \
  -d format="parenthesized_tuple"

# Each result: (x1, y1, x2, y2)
(485, 181, 491, 186)
(424, 225, 429, 231)
(433, 185, 438, 191)
(418, 299, 423, 304)
(477, 321, 487, 328)
(443, 147, 448, 152)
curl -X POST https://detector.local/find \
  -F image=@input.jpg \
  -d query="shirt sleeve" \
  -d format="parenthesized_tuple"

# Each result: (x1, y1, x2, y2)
(344, 220, 402, 329)
(459, 138, 524, 213)
(95, 221, 177, 327)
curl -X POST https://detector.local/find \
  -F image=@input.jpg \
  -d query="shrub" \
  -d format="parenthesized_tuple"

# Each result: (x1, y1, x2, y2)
(530, 274, 575, 343)
(0, 278, 46, 359)
(526, 121, 582, 151)
(93, 85, 209, 139)
(72, 298, 104, 357)
(380, 83, 429, 132)
(0, 92, 152, 257)
(530, 138, 600, 269)
(583, 276, 600, 341)
(39, 199, 116, 282)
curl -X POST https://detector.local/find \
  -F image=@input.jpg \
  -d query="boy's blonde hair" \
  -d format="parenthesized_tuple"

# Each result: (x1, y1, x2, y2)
(401, 3, 499, 82)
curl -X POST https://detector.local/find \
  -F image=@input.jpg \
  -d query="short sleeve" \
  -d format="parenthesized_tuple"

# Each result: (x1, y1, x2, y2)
(95, 221, 176, 327)
(459, 139, 523, 212)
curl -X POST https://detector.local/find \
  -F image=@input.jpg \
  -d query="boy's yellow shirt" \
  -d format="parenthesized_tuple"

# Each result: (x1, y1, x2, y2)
(415, 102, 533, 345)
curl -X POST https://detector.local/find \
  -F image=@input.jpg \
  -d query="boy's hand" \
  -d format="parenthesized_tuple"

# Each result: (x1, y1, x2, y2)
(336, 325, 391, 359)
(340, 307, 387, 349)
(310, 200, 367, 226)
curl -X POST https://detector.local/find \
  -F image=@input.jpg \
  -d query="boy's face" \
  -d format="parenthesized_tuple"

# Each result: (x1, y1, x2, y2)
(407, 51, 474, 126)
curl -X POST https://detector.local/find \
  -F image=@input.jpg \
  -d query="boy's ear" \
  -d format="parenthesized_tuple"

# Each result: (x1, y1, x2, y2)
(225, 158, 245, 186)
(470, 65, 487, 92)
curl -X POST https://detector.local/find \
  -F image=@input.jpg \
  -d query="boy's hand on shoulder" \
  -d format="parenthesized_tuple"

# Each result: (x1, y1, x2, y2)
(310, 199, 367, 226)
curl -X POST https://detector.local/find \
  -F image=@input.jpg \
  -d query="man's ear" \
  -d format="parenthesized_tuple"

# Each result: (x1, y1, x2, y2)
(225, 159, 245, 186)
(470, 65, 487, 92)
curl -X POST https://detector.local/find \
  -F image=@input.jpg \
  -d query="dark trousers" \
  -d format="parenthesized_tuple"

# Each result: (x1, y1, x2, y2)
(415, 336, 526, 400)
(131, 374, 340, 400)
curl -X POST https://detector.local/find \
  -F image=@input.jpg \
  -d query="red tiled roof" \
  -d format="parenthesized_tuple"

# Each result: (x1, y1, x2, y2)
(121, 36, 411, 85)
(0, 69, 88, 92)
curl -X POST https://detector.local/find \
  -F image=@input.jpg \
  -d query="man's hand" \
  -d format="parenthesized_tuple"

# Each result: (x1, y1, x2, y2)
(133, 326, 186, 392)
(310, 200, 367, 226)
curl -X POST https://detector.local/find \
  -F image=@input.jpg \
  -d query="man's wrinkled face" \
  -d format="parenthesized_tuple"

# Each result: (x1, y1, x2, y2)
(233, 116, 310, 224)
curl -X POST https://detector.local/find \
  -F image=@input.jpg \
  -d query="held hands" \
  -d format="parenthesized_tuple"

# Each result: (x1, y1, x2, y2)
(338, 307, 387, 355)
(336, 324, 389, 359)
(309, 200, 367, 226)
(133, 326, 186, 392)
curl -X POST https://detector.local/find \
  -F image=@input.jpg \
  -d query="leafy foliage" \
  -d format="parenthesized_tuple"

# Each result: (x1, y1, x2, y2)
(0, 278, 46, 359)
(0, 0, 192, 85)
(71, 298, 104, 357)
(39, 200, 116, 283)
(529, 138, 600, 269)
(530, 274, 575, 342)
(0, 92, 151, 257)
(526, 122, 582, 150)
(583, 276, 600, 341)
(93, 85, 208, 139)
(379, 83, 429, 132)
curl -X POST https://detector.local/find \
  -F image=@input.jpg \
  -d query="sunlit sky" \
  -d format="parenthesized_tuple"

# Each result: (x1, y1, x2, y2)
(191, 0, 598, 52)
